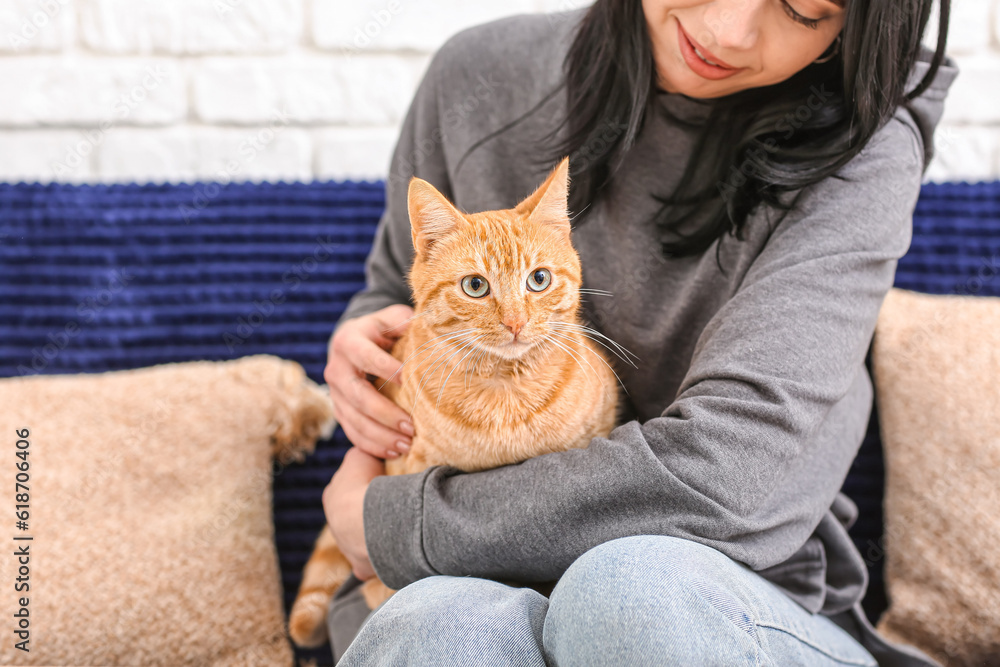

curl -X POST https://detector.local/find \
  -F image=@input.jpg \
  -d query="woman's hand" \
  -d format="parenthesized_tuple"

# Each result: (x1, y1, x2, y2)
(323, 447, 385, 581)
(326, 304, 415, 459)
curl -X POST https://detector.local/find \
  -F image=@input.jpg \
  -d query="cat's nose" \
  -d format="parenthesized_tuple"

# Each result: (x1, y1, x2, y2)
(502, 317, 525, 338)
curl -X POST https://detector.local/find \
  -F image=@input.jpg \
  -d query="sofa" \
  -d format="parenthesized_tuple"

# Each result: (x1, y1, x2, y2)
(0, 178, 997, 666)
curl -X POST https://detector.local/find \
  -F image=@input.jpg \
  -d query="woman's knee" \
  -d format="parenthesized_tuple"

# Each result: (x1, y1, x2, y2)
(364, 575, 547, 633)
(340, 576, 549, 667)
(543, 535, 762, 665)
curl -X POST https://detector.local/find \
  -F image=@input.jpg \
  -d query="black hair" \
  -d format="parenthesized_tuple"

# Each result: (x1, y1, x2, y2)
(538, 0, 951, 269)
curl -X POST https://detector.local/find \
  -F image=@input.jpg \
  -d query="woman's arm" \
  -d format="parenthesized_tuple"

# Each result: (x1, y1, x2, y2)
(361, 112, 925, 593)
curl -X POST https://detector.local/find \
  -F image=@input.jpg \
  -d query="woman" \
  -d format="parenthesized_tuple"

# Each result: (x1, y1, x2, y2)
(323, 0, 957, 664)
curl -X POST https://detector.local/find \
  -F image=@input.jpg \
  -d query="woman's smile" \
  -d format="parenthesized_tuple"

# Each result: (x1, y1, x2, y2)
(676, 20, 745, 79)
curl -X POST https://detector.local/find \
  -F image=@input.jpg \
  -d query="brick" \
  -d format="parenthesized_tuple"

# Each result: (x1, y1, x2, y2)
(314, 126, 399, 181)
(0, 0, 74, 53)
(191, 59, 284, 125)
(0, 58, 186, 126)
(78, 0, 302, 55)
(0, 130, 96, 183)
(94, 127, 313, 183)
(924, 125, 1000, 183)
(310, 0, 536, 53)
(192, 55, 430, 126)
(938, 54, 1000, 124)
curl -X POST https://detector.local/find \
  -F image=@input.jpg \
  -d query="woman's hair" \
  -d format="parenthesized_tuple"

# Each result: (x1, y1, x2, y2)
(539, 0, 951, 268)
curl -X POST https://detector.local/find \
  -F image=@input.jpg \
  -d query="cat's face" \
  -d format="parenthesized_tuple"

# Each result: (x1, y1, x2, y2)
(406, 157, 581, 361)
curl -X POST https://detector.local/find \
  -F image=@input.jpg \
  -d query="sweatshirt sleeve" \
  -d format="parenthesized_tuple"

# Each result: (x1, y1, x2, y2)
(363, 113, 924, 591)
(332, 48, 454, 335)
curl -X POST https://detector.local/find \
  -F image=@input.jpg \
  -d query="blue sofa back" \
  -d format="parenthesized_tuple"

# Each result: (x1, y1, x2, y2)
(2, 180, 998, 666)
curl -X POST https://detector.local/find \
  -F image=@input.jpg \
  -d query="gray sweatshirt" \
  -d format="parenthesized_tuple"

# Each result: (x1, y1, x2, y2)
(333, 9, 959, 665)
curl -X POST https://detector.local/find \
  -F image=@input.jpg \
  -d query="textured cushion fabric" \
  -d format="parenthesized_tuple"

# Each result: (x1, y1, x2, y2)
(871, 288, 1000, 666)
(0, 354, 334, 667)
(1, 179, 999, 665)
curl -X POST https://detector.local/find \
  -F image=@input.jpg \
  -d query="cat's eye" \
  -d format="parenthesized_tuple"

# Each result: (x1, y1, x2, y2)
(461, 275, 490, 298)
(527, 268, 551, 292)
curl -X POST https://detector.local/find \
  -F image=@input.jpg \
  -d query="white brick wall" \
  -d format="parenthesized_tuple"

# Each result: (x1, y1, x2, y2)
(0, 0, 996, 185)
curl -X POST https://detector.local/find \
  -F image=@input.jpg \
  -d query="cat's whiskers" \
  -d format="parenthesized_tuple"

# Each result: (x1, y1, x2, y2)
(377, 327, 478, 390)
(548, 329, 630, 397)
(404, 333, 479, 397)
(547, 321, 639, 368)
(576, 288, 613, 309)
(540, 333, 600, 392)
(382, 327, 475, 384)
(377, 310, 426, 337)
(413, 334, 481, 404)
(548, 320, 638, 360)
(465, 343, 491, 389)
(568, 201, 592, 225)
(549, 325, 638, 371)
(410, 337, 470, 395)
(475, 343, 492, 379)
(422, 335, 483, 405)
(437, 335, 487, 410)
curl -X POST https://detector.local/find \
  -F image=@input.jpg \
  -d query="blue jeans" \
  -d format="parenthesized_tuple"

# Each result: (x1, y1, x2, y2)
(338, 535, 878, 666)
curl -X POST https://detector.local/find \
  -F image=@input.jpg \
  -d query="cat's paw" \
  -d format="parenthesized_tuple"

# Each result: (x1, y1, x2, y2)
(288, 590, 333, 648)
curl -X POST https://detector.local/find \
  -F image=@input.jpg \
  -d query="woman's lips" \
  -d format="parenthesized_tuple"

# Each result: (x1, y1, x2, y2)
(676, 22, 744, 80)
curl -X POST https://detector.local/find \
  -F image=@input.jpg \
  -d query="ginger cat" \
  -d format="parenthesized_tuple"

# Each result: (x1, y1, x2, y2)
(288, 157, 621, 649)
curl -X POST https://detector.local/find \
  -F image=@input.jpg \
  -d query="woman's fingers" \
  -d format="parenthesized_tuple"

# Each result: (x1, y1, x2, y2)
(329, 380, 411, 459)
(365, 304, 415, 348)
(324, 305, 418, 459)
(332, 322, 405, 386)
(326, 355, 413, 435)
(341, 445, 386, 478)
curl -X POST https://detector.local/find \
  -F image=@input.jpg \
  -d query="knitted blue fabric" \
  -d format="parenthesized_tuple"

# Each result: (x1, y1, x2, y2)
(2, 179, 998, 665)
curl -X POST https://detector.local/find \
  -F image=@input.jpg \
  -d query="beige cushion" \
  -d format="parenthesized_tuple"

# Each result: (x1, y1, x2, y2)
(872, 287, 1000, 666)
(0, 355, 334, 667)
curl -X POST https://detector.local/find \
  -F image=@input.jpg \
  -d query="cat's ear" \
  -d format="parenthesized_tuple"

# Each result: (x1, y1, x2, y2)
(515, 156, 571, 237)
(408, 177, 462, 256)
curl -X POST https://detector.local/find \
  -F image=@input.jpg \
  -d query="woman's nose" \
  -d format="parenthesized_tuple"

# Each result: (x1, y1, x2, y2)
(700, 0, 764, 52)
